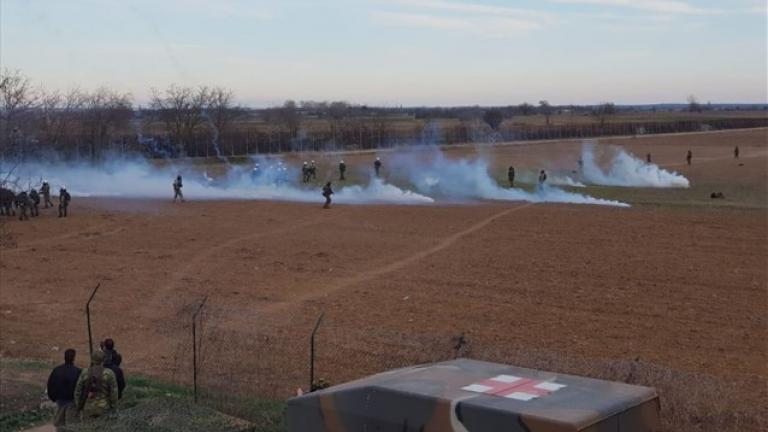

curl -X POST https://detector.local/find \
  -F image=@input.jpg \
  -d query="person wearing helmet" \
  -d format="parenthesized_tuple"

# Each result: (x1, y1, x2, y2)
(374, 157, 382, 177)
(58, 186, 71, 217)
(302, 162, 309, 183)
(29, 188, 40, 217)
(41, 180, 53, 208)
(173, 175, 184, 203)
(309, 160, 317, 180)
(74, 350, 118, 419)
(338, 160, 346, 181)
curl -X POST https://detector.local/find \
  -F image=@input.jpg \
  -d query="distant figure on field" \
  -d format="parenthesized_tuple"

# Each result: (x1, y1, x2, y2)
(302, 162, 309, 183)
(338, 160, 346, 181)
(309, 160, 317, 180)
(74, 350, 118, 419)
(16, 191, 31, 221)
(577, 158, 584, 172)
(734, 146, 739, 159)
(686, 150, 692, 166)
(29, 188, 40, 217)
(646, 153, 652, 164)
(250, 164, 261, 182)
(0, 187, 15, 216)
(374, 157, 382, 177)
(173, 175, 184, 202)
(537, 170, 547, 191)
(47, 349, 82, 431)
(41, 181, 53, 208)
(58, 187, 71, 217)
(507, 166, 515, 187)
(322, 182, 333, 209)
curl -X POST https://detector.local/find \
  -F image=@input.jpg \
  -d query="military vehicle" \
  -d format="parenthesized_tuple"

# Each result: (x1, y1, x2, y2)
(288, 358, 659, 431)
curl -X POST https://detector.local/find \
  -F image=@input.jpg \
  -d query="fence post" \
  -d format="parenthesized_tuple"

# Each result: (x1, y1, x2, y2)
(309, 312, 325, 392)
(192, 296, 208, 403)
(85, 283, 101, 357)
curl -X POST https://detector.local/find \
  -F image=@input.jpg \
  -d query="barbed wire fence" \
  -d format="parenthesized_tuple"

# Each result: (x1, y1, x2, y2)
(157, 297, 766, 432)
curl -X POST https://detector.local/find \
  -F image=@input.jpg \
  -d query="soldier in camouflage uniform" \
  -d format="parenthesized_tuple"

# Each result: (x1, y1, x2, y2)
(29, 188, 40, 217)
(41, 181, 54, 208)
(16, 191, 31, 221)
(59, 187, 71, 217)
(74, 350, 119, 419)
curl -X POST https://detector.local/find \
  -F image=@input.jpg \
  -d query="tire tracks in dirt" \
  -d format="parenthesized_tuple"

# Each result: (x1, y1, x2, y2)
(146, 216, 327, 314)
(259, 203, 533, 316)
(1, 221, 125, 255)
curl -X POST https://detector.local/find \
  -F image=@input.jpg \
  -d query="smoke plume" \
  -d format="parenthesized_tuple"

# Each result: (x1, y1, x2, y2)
(580, 143, 690, 188)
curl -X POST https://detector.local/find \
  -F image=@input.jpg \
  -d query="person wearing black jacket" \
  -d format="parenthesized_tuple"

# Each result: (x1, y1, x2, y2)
(101, 338, 126, 399)
(47, 349, 81, 431)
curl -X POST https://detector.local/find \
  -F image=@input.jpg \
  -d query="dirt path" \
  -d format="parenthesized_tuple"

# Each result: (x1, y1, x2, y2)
(260, 203, 533, 314)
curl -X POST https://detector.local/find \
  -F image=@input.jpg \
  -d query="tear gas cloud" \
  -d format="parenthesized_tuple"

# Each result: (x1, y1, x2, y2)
(580, 143, 690, 188)
(4, 156, 433, 205)
(389, 148, 629, 207)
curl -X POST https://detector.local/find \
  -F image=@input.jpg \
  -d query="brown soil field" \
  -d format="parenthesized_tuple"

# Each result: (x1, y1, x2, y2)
(1, 128, 766, 430)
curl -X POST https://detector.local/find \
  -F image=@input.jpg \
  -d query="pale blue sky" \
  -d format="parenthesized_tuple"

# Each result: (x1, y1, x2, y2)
(1, 0, 766, 106)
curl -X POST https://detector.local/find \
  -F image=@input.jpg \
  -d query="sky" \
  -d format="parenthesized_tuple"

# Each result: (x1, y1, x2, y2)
(0, 0, 766, 107)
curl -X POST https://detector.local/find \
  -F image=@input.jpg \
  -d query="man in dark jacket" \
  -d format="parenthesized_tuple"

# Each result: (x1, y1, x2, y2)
(103, 352, 126, 399)
(338, 160, 346, 181)
(373, 157, 382, 177)
(100, 338, 122, 369)
(507, 166, 515, 187)
(47, 349, 82, 431)
(322, 182, 333, 209)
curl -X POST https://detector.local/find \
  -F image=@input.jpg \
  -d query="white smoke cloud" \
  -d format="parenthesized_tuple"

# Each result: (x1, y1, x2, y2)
(7, 156, 433, 205)
(390, 148, 629, 207)
(580, 142, 690, 188)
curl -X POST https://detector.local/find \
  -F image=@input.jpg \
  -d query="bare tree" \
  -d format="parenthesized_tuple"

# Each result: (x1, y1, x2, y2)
(81, 87, 133, 160)
(482, 109, 504, 131)
(518, 102, 535, 116)
(0, 69, 38, 159)
(687, 95, 703, 113)
(271, 100, 301, 138)
(38, 88, 86, 152)
(151, 85, 209, 155)
(592, 102, 616, 127)
(205, 87, 244, 155)
(538, 100, 553, 126)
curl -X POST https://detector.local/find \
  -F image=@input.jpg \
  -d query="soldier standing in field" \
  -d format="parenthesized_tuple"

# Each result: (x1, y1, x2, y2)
(734, 146, 739, 159)
(322, 182, 333, 209)
(302, 162, 309, 183)
(374, 157, 382, 177)
(59, 186, 71, 217)
(41, 181, 53, 208)
(16, 191, 31, 221)
(173, 175, 184, 202)
(47, 349, 82, 432)
(29, 188, 40, 217)
(74, 351, 118, 419)
(338, 160, 346, 181)
(309, 160, 317, 180)
(646, 153, 652, 164)
(507, 166, 515, 187)
(686, 150, 692, 165)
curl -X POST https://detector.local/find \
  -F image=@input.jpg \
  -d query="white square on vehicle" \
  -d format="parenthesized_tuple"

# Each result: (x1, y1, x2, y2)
(504, 392, 538, 401)
(462, 384, 494, 393)
(534, 382, 567, 392)
(491, 375, 522, 383)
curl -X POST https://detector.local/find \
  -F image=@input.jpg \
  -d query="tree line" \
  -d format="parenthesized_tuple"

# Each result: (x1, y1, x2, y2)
(1, 69, 763, 162)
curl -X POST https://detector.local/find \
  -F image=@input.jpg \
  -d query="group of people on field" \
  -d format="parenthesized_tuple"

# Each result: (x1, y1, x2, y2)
(0, 180, 71, 221)
(46, 338, 126, 431)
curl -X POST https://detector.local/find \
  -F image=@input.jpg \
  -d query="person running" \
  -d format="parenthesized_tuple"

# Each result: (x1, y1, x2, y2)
(322, 182, 333, 209)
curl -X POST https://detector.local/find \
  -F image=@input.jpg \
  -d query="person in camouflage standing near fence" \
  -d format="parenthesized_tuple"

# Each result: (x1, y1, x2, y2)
(74, 350, 119, 419)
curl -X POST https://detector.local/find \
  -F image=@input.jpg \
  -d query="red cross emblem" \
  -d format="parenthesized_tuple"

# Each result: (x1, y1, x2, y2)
(461, 375, 566, 401)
